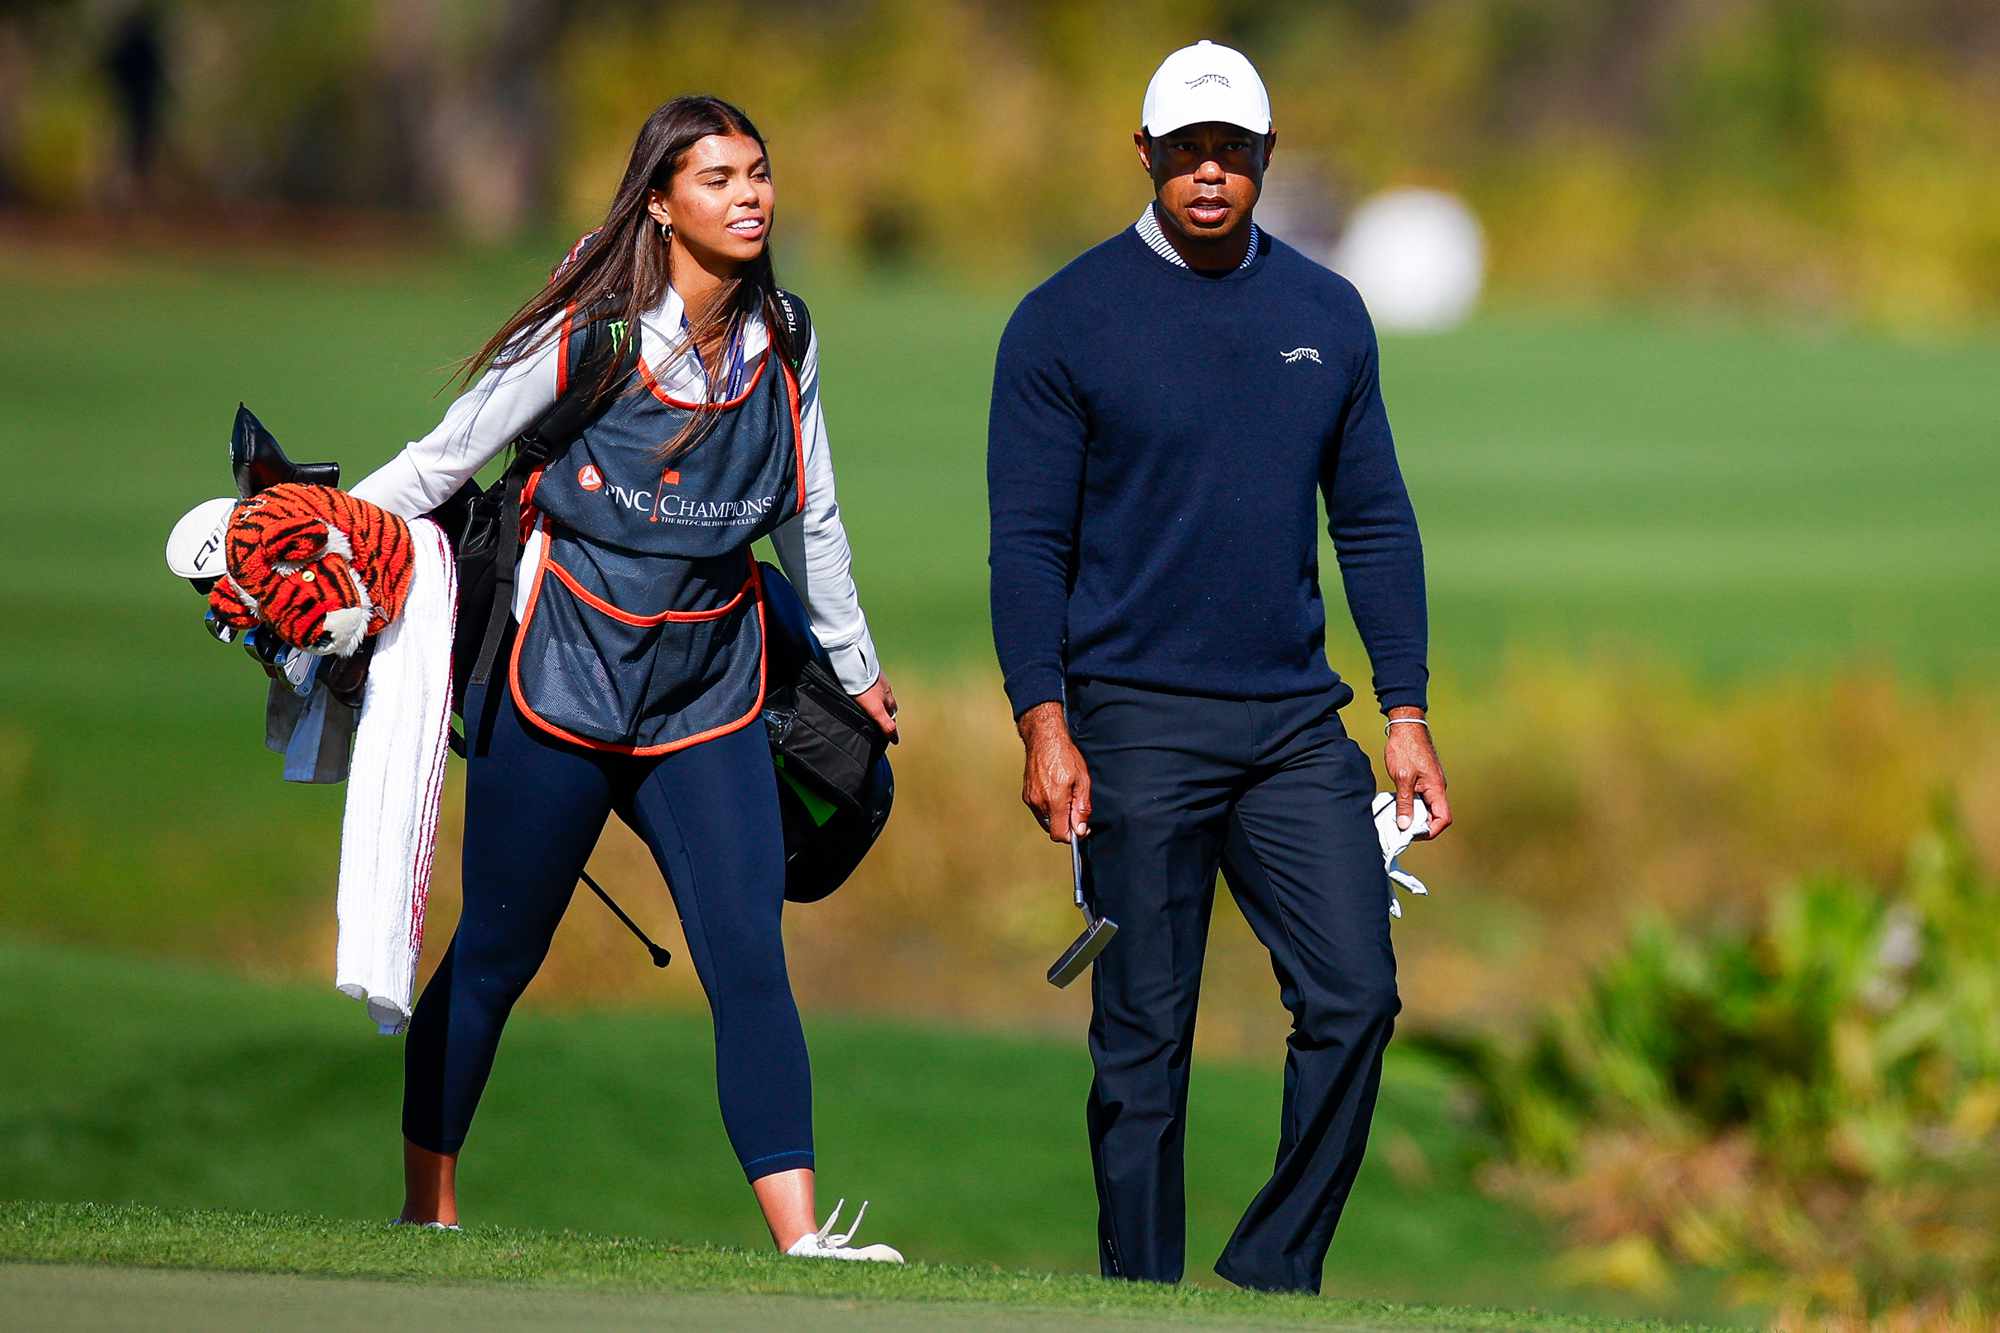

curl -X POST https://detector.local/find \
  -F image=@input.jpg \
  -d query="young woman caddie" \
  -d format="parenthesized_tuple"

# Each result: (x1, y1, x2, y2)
(350, 95, 903, 1261)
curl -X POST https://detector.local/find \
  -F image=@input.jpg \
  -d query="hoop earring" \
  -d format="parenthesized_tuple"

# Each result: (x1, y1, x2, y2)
(658, 220, 672, 244)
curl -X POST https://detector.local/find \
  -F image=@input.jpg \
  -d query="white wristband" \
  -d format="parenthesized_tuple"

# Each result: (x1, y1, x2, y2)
(1384, 717, 1430, 737)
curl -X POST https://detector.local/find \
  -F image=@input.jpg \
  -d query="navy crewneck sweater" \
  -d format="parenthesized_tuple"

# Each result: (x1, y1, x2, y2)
(987, 225, 1428, 719)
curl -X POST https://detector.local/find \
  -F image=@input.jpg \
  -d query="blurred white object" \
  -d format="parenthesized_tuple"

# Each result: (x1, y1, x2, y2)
(1332, 189, 1485, 333)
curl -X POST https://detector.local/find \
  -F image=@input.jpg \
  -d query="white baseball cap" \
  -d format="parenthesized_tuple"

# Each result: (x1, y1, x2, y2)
(1141, 40, 1271, 137)
(165, 497, 236, 580)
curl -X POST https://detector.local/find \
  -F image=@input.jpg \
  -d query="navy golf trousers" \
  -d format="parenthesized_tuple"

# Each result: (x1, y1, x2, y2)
(402, 679, 813, 1181)
(1069, 679, 1399, 1294)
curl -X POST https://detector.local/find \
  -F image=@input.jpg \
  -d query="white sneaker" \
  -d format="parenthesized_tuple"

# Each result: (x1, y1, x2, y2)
(387, 1217, 462, 1232)
(784, 1199, 904, 1264)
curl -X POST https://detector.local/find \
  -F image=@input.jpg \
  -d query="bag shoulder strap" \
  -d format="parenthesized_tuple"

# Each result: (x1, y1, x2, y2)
(773, 289, 813, 376)
(466, 304, 635, 694)
(515, 305, 638, 469)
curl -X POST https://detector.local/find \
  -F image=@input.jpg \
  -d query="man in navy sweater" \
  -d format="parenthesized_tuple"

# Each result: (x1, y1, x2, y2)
(987, 41, 1453, 1294)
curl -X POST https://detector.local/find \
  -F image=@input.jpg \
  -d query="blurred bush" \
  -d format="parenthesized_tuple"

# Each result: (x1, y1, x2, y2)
(4, 1, 1999, 323)
(1426, 817, 2000, 1324)
(301, 662, 2000, 1058)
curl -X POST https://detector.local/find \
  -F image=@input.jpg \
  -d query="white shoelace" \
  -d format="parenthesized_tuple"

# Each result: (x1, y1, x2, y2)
(784, 1197, 902, 1262)
(813, 1198, 869, 1249)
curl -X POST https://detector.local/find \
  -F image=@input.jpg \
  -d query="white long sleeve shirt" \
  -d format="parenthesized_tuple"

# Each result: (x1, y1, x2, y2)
(351, 287, 882, 693)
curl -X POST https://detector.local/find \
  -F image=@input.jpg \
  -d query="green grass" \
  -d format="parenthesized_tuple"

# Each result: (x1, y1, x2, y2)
(0, 1206, 1734, 1332)
(0, 938, 1745, 1325)
(0, 245, 1983, 1326)
(2, 244, 1996, 948)
(5, 246, 1996, 683)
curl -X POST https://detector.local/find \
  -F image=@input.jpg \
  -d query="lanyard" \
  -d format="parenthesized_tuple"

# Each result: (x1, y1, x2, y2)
(681, 312, 748, 399)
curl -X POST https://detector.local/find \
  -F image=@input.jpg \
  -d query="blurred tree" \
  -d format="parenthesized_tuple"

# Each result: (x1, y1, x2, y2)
(1, 0, 1996, 322)
(99, 2, 166, 206)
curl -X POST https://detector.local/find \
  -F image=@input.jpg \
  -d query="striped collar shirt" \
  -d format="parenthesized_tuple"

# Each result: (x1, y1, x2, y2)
(1135, 203, 1261, 270)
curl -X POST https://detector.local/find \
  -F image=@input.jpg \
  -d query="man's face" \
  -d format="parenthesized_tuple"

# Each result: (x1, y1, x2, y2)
(1135, 121, 1275, 241)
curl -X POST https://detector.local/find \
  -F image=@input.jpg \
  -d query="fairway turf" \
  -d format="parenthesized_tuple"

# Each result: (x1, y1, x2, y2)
(0, 1205, 1736, 1332)
(1, 244, 1977, 1329)
(0, 939, 1745, 1324)
(3, 243, 1996, 953)
(3, 246, 1995, 682)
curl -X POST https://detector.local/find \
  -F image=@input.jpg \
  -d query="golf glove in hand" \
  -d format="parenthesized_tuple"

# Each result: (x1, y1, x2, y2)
(1372, 792, 1432, 919)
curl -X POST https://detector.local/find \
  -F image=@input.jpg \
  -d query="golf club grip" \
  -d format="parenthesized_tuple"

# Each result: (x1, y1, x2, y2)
(1070, 831, 1085, 907)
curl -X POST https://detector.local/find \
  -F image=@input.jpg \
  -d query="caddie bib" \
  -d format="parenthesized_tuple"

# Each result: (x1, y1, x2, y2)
(509, 314, 806, 754)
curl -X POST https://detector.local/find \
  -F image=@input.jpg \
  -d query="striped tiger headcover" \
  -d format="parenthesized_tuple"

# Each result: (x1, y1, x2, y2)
(207, 483, 416, 657)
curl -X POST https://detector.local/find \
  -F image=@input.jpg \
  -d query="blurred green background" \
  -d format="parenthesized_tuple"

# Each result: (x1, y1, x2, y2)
(3, 2, 1998, 1327)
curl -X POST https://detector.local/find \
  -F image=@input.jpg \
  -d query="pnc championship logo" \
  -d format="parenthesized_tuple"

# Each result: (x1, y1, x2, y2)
(575, 459, 774, 526)
(1184, 72, 1231, 89)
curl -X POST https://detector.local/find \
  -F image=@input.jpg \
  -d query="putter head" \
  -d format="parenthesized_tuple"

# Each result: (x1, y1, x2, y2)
(1046, 913, 1118, 989)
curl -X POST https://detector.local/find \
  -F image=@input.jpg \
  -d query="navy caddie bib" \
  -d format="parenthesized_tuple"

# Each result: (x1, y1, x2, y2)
(509, 309, 806, 754)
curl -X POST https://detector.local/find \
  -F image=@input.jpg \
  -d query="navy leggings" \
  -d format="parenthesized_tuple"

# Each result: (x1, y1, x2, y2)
(402, 679, 813, 1180)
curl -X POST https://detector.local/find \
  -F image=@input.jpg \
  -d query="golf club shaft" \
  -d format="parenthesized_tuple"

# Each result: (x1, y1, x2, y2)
(1061, 680, 1086, 912)
(579, 869, 672, 968)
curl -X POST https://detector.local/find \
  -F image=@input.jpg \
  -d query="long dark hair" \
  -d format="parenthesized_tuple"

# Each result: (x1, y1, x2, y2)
(461, 95, 795, 457)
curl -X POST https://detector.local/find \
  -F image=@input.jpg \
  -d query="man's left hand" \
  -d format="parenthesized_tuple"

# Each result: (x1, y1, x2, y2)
(1384, 707, 1450, 839)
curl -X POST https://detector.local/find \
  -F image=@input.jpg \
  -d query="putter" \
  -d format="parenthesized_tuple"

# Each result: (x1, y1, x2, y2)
(580, 869, 671, 968)
(1046, 827, 1118, 988)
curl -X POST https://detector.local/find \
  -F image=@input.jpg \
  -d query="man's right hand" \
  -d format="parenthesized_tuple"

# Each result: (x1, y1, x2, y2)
(1017, 700, 1092, 844)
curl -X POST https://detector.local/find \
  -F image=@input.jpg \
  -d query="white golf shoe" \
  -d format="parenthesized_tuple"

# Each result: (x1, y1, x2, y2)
(387, 1217, 462, 1232)
(784, 1199, 904, 1263)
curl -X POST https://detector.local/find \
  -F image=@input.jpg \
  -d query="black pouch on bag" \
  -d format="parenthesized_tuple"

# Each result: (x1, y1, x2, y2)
(764, 659, 883, 812)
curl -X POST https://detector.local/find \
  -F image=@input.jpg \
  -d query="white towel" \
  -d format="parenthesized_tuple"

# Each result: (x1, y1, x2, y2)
(1371, 792, 1433, 920)
(335, 518, 456, 1035)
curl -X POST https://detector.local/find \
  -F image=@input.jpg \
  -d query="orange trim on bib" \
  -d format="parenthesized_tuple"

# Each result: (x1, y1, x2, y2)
(782, 361, 807, 515)
(544, 558, 752, 626)
(508, 553, 769, 757)
(639, 346, 769, 410)
(518, 467, 546, 542)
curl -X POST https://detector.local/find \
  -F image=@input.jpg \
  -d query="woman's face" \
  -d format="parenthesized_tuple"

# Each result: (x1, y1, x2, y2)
(648, 132, 773, 271)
